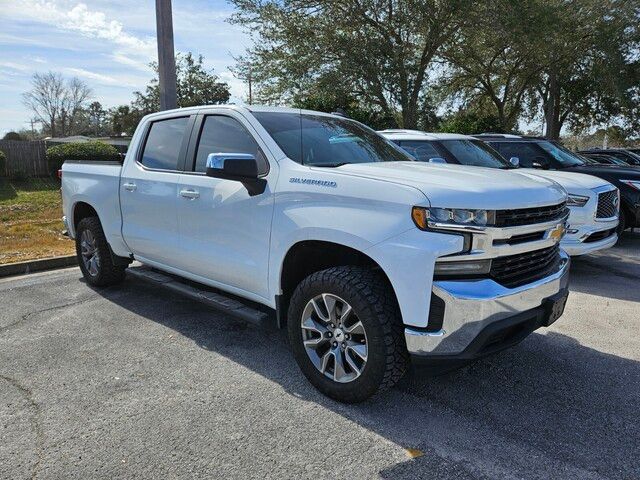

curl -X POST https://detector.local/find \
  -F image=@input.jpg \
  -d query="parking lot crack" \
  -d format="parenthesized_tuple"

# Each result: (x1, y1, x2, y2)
(0, 295, 99, 335)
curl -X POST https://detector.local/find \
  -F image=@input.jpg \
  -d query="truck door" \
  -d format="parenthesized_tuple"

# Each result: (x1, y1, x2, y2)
(120, 114, 194, 266)
(175, 111, 277, 301)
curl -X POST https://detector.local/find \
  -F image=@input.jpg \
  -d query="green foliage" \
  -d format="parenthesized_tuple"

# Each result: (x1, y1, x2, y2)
(0, 150, 6, 177)
(3, 132, 23, 141)
(438, 110, 506, 135)
(133, 52, 230, 113)
(46, 141, 120, 174)
(230, 0, 473, 128)
(108, 105, 143, 136)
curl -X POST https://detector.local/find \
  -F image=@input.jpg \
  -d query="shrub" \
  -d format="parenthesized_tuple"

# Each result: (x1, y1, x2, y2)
(3, 131, 23, 141)
(46, 141, 120, 175)
(0, 149, 6, 177)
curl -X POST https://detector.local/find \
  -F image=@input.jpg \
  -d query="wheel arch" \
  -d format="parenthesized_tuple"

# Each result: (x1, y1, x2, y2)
(277, 240, 399, 328)
(72, 201, 100, 232)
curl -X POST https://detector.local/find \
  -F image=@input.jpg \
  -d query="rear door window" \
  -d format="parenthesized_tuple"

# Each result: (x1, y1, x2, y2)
(140, 117, 190, 170)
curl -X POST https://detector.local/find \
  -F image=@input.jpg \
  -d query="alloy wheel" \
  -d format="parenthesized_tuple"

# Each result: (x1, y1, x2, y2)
(80, 229, 100, 277)
(300, 293, 368, 383)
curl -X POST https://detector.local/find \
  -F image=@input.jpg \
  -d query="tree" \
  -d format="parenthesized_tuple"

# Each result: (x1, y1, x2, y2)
(2, 132, 23, 141)
(230, 0, 472, 128)
(87, 102, 106, 136)
(531, 0, 639, 139)
(22, 72, 92, 137)
(133, 52, 230, 113)
(438, 109, 506, 135)
(22, 72, 66, 138)
(107, 105, 143, 136)
(441, 0, 544, 132)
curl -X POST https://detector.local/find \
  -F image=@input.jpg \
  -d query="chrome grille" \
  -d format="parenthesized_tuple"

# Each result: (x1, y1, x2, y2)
(495, 202, 568, 227)
(596, 190, 618, 219)
(490, 245, 561, 288)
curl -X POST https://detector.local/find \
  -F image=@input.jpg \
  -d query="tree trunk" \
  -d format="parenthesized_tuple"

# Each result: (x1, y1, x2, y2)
(544, 73, 562, 140)
(49, 115, 56, 138)
(402, 104, 418, 129)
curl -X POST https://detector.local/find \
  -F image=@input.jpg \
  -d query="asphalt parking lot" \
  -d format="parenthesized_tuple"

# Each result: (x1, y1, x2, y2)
(1, 233, 639, 480)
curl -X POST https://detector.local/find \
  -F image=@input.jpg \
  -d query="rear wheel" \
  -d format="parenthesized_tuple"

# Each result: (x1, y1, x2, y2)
(75, 217, 126, 287)
(287, 266, 409, 403)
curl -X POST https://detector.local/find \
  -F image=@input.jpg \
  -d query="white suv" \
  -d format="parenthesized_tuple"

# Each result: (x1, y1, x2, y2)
(380, 130, 619, 256)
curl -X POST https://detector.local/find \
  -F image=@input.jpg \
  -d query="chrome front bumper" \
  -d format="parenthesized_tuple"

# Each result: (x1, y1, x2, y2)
(405, 250, 570, 357)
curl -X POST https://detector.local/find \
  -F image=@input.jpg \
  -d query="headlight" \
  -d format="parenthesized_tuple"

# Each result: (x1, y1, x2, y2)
(621, 180, 640, 191)
(412, 206, 492, 230)
(567, 194, 589, 207)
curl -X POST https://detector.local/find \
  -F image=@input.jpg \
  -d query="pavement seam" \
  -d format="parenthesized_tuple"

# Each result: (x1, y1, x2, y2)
(0, 295, 99, 335)
(0, 374, 45, 480)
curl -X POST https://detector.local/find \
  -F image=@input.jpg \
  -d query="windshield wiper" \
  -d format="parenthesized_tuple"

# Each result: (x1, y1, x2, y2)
(307, 162, 350, 168)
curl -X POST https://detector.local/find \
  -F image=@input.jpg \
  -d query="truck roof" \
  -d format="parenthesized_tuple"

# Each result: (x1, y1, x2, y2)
(140, 104, 349, 123)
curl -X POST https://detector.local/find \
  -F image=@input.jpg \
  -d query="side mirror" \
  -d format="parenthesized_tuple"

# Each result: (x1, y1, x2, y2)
(509, 156, 520, 167)
(427, 157, 447, 164)
(532, 156, 550, 169)
(206, 153, 266, 196)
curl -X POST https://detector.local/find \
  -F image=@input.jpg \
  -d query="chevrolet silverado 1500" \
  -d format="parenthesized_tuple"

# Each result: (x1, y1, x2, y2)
(62, 106, 570, 402)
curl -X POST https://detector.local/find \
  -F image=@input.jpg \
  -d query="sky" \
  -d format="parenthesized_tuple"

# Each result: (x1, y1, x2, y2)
(0, 0, 252, 136)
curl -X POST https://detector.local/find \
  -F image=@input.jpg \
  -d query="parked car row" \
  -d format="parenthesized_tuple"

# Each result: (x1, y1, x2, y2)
(379, 131, 620, 256)
(61, 105, 630, 403)
(579, 148, 640, 167)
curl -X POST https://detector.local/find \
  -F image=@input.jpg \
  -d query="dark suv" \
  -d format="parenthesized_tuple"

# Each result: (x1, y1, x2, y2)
(579, 148, 640, 167)
(475, 134, 640, 233)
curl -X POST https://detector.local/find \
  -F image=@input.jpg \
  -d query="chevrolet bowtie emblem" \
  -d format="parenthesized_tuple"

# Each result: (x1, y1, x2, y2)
(549, 224, 566, 242)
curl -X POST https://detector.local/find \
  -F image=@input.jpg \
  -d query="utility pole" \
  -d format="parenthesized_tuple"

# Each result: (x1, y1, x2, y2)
(155, 0, 178, 111)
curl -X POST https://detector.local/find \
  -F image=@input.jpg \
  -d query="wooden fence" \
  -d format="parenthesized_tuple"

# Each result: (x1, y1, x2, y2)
(0, 140, 49, 177)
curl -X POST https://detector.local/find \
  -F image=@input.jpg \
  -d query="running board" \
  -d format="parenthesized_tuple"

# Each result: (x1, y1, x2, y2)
(128, 264, 270, 325)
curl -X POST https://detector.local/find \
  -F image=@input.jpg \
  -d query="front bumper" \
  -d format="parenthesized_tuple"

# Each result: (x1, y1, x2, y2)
(405, 250, 570, 359)
(561, 220, 618, 256)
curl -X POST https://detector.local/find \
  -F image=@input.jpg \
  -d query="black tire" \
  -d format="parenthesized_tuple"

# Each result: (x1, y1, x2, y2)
(287, 266, 409, 403)
(75, 216, 126, 287)
(616, 209, 626, 238)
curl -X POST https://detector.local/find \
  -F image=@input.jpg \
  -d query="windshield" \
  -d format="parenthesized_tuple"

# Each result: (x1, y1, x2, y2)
(537, 141, 584, 167)
(253, 111, 412, 166)
(439, 139, 512, 168)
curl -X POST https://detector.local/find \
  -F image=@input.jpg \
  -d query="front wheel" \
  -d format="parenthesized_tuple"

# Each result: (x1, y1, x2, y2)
(287, 266, 409, 403)
(616, 209, 626, 238)
(75, 217, 126, 287)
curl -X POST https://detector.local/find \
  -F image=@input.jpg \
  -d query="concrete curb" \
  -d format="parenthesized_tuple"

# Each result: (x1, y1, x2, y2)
(0, 255, 77, 278)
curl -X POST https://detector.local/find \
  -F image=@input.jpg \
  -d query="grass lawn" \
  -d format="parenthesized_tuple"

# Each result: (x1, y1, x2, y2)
(0, 178, 75, 264)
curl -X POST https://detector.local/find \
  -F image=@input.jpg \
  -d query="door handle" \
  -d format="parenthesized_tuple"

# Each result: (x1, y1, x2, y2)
(179, 189, 200, 199)
(123, 182, 137, 191)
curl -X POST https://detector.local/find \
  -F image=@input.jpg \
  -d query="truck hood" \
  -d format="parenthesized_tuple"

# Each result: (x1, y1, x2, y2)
(332, 162, 567, 209)
(518, 168, 610, 192)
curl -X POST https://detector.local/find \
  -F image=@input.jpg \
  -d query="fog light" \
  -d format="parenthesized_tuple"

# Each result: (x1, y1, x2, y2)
(434, 259, 492, 276)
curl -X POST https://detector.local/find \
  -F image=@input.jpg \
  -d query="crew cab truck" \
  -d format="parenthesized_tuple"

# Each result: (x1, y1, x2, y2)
(62, 106, 570, 403)
(380, 130, 619, 256)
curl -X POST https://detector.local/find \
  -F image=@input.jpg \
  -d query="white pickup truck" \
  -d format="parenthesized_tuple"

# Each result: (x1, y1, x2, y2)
(62, 106, 570, 402)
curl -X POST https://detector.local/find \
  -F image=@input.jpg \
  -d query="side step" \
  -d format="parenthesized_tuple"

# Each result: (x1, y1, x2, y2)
(128, 264, 271, 325)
